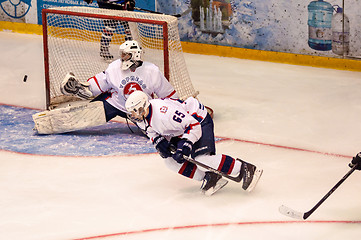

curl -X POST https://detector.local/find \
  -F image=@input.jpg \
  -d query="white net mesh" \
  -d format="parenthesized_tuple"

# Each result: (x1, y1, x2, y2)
(43, 6, 198, 108)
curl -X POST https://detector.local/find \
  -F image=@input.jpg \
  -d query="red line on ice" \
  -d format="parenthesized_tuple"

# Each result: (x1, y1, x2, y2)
(72, 220, 361, 240)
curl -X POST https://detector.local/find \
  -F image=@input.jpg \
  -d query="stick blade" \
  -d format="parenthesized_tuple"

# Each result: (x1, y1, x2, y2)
(279, 205, 305, 220)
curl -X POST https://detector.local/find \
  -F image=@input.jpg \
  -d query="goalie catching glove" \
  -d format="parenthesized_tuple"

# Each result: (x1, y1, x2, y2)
(60, 73, 93, 100)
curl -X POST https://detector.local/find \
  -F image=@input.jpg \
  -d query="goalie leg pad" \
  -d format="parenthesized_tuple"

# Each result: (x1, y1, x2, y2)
(32, 101, 106, 134)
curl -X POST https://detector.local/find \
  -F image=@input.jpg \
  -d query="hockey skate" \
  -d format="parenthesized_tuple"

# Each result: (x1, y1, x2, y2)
(201, 171, 228, 196)
(238, 159, 263, 192)
(100, 46, 114, 61)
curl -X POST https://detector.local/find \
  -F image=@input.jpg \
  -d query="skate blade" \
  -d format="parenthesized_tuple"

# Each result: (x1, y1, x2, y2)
(202, 179, 228, 196)
(246, 168, 263, 192)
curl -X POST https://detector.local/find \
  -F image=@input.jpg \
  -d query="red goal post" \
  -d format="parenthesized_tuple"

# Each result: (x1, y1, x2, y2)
(42, 6, 199, 109)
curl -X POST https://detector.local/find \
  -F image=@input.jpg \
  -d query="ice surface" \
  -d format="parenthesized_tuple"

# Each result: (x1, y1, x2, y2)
(1, 31, 361, 240)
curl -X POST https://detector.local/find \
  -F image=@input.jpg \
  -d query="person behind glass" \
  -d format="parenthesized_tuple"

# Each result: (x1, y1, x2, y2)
(83, 0, 136, 60)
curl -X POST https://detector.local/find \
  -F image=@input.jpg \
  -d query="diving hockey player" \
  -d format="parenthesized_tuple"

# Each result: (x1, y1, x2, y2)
(125, 91, 263, 196)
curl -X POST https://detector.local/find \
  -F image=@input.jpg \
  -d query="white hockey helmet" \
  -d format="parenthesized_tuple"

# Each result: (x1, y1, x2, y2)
(119, 40, 143, 70)
(125, 90, 150, 122)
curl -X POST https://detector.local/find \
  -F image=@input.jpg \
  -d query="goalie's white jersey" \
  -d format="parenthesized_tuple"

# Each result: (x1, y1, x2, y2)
(140, 97, 208, 144)
(87, 59, 177, 112)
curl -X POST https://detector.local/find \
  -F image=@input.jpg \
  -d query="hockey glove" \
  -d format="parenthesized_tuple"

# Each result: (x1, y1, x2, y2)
(349, 152, 361, 170)
(172, 139, 193, 164)
(124, 0, 135, 11)
(60, 73, 93, 100)
(153, 136, 171, 159)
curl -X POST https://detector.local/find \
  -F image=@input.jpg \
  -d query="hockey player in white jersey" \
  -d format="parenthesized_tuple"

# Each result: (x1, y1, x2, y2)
(33, 40, 179, 135)
(125, 91, 263, 196)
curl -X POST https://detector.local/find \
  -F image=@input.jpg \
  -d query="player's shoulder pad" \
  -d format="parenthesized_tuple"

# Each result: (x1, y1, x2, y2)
(107, 59, 122, 70)
(141, 61, 160, 71)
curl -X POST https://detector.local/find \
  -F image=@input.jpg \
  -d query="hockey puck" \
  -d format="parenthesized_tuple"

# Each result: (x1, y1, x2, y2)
(23, 75, 28, 82)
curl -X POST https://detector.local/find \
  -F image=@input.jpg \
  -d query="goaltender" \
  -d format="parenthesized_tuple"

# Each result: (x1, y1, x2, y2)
(33, 40, 178, 134)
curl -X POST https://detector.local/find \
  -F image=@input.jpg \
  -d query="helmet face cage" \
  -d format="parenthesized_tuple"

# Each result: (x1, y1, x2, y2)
(125, 91, 150, 122)
(128, 106, 146, 122)
(121, 52, 132, 62)
(119, 40, 143, 70)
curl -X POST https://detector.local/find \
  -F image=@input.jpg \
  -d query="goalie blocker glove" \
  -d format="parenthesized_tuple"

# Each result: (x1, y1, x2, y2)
(60, 73, 93, 100)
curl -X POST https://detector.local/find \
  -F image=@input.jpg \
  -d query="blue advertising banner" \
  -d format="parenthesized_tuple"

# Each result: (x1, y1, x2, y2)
(156, 0, 361, 58)
(0, 0, 360, 59)
(37, 0, 93, 24)
(36, 0, 155, 24)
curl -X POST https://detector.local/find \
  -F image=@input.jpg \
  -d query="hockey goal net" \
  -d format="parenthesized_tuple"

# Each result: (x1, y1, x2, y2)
(42, 6, 198, 109)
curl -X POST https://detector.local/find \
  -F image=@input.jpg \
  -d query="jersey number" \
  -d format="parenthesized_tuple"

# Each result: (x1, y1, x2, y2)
(173, 110, 185, 123)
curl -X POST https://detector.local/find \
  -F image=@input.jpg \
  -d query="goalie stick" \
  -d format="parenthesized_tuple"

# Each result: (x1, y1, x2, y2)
(279, 164, 358, 220)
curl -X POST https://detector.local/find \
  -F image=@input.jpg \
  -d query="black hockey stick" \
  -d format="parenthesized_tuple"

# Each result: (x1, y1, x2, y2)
(167, 145, 243, 182)
(182, 154, 243, 183)
(165, 143, 263, 191)
(182, 154, 263, 192)
(279, 164, 358, 220)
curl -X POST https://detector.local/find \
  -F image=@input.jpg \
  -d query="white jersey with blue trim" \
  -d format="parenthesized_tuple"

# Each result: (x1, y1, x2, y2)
(142, 97, 208, 144)
(87, 59, 177, 112)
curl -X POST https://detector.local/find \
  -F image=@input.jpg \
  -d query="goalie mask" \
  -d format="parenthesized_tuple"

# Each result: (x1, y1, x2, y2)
(119, 40, 143, 71)
(125, 90, 150, 122)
